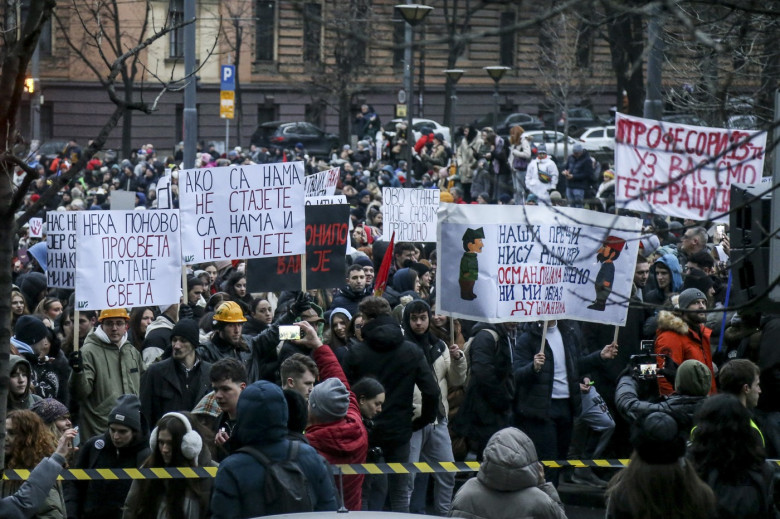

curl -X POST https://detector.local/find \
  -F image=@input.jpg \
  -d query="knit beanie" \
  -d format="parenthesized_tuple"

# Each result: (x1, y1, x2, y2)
(674, 359, 711, 396)
(171, 318, 200, 347)
(682, 270, 714, 295)
(31, 398, 70, 424)
(108, 394, 142, 432)
(630, 411, 685, 464)
(308, 377, 350, 423)
(677, 288, 707, 310)
(14, 315, 49, 346)
(353, 255, 374, 269)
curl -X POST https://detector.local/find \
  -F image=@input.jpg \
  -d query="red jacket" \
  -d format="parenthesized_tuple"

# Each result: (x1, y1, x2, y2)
(307, 345, 368, 511)
(654, 310, 717, 396)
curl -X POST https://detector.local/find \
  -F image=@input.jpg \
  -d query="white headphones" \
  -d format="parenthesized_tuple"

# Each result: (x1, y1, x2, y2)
(150, 412, 203, 465)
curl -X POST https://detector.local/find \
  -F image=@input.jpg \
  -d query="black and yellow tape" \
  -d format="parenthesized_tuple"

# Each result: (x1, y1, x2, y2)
(1, 459, 635, 480)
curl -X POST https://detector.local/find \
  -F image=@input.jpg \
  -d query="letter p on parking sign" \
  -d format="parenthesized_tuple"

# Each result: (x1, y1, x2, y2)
(221, 65, 235, 91)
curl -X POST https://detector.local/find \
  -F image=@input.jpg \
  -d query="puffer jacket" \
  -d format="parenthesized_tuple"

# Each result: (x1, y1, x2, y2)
(70, 329, 144, 441)
(306, 345, 368, 511)
(654, 311, 716, 396)
(211, 381, 337, 519)
(449, 427, 567, 519)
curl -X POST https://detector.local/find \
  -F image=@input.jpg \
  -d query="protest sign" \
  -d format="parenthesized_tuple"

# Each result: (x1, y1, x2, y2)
(305, 195, 348, 205)
(29, 217, 43, 238)
(380, 187, 439, 242)
(436, 204, 641, 325)
(615, 113, 766, 221)
(75, 210, 182, 310)
(303, 167, 340, 198)
(111, 190, 136, 210)
(246, 204, 350, 292)
(156, 174, 173, 209)
(179, 162, 306, 263)
(46, 212, 77, 289)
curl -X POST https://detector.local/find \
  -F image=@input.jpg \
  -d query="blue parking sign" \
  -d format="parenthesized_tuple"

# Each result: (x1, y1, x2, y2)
(221, 65, 236, 91)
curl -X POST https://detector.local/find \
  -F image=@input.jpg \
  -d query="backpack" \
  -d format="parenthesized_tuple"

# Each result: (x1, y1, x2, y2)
(237, 441, 314, 515)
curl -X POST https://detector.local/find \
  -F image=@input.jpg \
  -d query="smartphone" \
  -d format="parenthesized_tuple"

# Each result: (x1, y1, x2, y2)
(279, 325, 303, 341)
(716, 225, 725, 242)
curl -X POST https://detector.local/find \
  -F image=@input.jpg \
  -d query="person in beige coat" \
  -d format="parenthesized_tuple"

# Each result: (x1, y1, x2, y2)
(449, 427, 567, 519)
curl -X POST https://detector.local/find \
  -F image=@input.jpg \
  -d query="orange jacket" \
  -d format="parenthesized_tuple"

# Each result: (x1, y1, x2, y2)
(654, 310, 717, 396)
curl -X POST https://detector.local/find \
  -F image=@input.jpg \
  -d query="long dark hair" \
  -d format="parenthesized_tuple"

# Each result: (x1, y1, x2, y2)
(606, 452, 715, 519)
(689, 393, 766, 482)
(131, 413, 211, 519)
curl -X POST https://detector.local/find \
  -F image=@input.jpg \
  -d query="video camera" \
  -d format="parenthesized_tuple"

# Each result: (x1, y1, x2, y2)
(630, 340, 665, 381)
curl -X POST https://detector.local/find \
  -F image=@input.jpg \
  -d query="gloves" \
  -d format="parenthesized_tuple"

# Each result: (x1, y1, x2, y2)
(68, 351, 83, 373)
(657, 354, 678, 384)
(290, 291, 312, 317)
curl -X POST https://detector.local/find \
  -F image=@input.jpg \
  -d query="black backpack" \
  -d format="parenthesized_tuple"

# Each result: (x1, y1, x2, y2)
(237, 441, 314, 515)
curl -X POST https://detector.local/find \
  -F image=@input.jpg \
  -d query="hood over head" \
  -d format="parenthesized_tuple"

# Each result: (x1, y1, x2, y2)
(361, 314, 405, 353)
(234, 380, 288, 447)
(477, 427, 540, 491)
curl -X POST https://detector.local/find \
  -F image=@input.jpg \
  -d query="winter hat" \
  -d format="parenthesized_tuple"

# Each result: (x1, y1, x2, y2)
(108, 394, 142, 432)
(18, 272, 47, 308)
(434, 132, 445, 142)
(526, 193, 538, 204)
(498, 194, 512, 204)
(674, 359, 711, 397)
(682, 269, 714, 295)
(31, 398, 70, 425)
(171, 318, 200, 347)
(638, 234, 660, 258)
(572, 143, 584, 153)
(352, 255, 374, 269)
(630, 411, 685, 464)
(677, 288, 707, 310)
(549, 191, 562, 201)
(14, 315, 49, 346)
(328, 307, 352, 329)
(28, 242, 48, 273)
(308, 377, 350, 423)
(408, 262, 430, 277)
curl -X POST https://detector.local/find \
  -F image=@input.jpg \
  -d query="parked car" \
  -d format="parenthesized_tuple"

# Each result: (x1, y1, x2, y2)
(250, 121, 339, 157)
(470, 112, 545, 135)
(546, 107, 605, 135)
(578, 126, 615, 152)
(385, 118, 451, 144)
(523, 130, 578, 162)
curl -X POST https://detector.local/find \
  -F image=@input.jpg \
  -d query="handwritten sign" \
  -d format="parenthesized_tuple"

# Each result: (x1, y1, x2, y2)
(179, 162, 306, 263)
(29, 217, 43, 238)
(247, 204, 350, 291)
(436, 204, 641, 324)
(615, 113, 766, 221)
(303, 167, 340, 198)
(156, 175, 173, 209)
(75, 210, 182, 310)
(305, 195, 348, 205)
(381, 187, 439, 242)
(46, 212, 77, 289)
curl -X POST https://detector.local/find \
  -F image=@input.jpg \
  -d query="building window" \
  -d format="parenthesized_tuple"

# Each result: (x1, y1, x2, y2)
(303, 3, 322, 64)
(39, 19, 52, 56)
(255, 0, 275, 61)
(257, 105, 277, 125)
(500, 11, 515, 68)
(168, 0, 184, 59)
(392, 8, 404, 69)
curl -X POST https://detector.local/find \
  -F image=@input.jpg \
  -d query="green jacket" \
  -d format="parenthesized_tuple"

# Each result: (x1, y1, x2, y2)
(70, 329, 145, 441)
(460, 252, 479, 282)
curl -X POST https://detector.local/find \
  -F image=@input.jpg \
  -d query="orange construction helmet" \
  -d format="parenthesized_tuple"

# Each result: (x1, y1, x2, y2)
(213, 301, 247, 323)
(98, 308, 130, 322)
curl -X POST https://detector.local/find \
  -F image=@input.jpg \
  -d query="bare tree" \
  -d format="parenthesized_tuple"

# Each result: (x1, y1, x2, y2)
(220, 0, 254, 144)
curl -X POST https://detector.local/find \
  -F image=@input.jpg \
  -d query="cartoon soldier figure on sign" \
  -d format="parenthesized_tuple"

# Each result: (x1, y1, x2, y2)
(459, 227, 485, 300)
(588, 235, 626, 311)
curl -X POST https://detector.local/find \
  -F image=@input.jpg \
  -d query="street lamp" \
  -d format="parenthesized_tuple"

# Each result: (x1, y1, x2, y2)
(396, 4, 433, 184)
(484, 66, 510, 129)
(444, 69, 464, 144)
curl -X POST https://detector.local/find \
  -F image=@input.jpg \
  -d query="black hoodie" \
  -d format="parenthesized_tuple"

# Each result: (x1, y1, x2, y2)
(344, 314, 440, 446)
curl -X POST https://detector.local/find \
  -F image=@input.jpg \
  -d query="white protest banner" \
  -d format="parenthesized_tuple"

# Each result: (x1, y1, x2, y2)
(381, 187, 439, 242)
(303, 167, 340, 198)
(305, 195, 348, 205)
(615, 113, 766, 221)
(179, 162, 306, 263)
(156, 174, 173, 209)
(29, 217, 43, 238)
(436, 204, 642, 325)
(46, 212, 76, 289)
(75, 210, 182, 310)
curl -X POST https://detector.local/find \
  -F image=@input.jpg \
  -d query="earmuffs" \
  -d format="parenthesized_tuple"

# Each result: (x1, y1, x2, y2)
(150, 412, 203, 465)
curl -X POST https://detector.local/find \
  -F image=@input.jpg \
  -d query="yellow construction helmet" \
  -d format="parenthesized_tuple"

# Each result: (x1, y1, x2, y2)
(213, 301, 247, 323)
(98, 308, 130, 321)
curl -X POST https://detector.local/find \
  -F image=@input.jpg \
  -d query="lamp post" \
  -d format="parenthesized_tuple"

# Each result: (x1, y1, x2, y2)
(444, 69, 463, 145)
(396, 4, 433, 184)
(484, 66, 510, 129)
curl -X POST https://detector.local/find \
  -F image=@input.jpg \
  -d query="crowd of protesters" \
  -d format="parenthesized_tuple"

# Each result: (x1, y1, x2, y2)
(5, 105, 779, 518)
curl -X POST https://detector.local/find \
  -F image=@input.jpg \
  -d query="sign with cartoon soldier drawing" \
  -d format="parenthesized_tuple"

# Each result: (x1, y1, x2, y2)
(436, 204, 642, 325)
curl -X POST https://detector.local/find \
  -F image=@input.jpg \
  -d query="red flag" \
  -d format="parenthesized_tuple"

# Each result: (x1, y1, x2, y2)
(373, 231, 395, 296)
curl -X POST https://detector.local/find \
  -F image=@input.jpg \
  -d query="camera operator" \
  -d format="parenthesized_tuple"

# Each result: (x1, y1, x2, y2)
(615, 357, 711, 438)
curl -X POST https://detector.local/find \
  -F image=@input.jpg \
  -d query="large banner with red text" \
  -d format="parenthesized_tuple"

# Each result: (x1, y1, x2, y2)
(614, 113, 766, 221)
